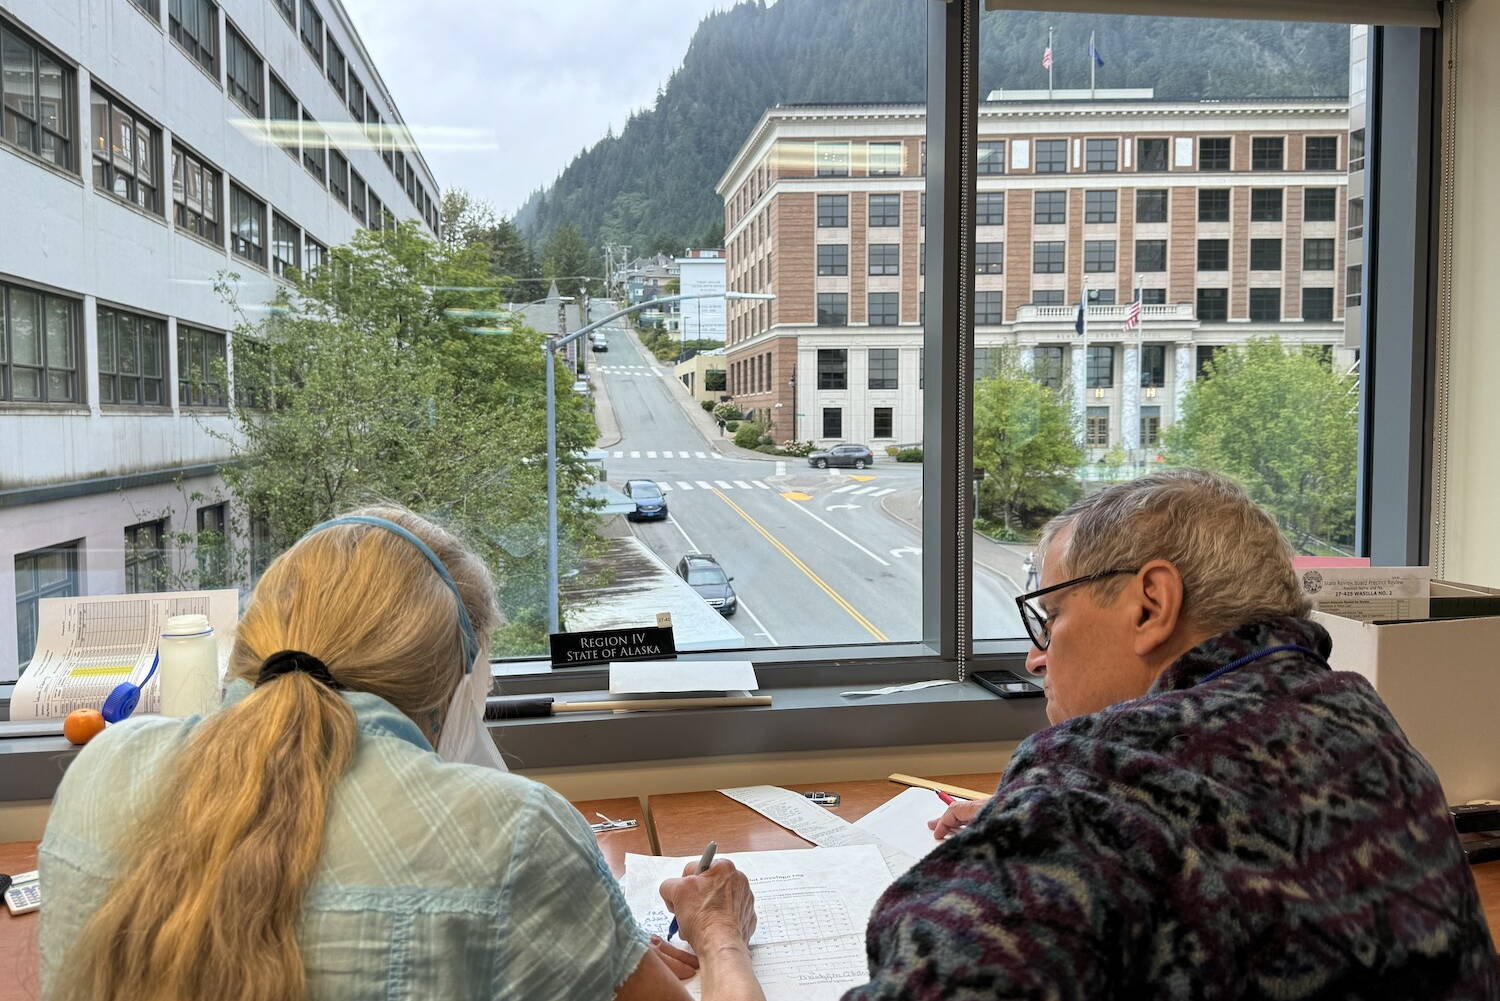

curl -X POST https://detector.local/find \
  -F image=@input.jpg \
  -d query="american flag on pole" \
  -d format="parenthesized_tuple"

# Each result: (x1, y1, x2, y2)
(1123, 298, 1142, 332)
(1042, 46, 1053, 70)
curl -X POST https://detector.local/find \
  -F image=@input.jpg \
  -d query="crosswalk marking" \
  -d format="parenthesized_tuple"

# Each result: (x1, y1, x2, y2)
(833, 483, 861, 494)
(714, 480, 732, 489)
(775, 461, 787, 477)
(853, 486, 879, 496)
(612, 450, 622, 458)
(754, 480, 770, 489)
(712, 453, 723, 460)
(630, 451, 640, 458)
(647, 451, 658, 458)
(659, 483, 672, 492)
(732, 480, 752, 490)
(694, 451, 707, 459)
(871, 488, 896, 497)
(678, 451, 691, 458)
(675, 481, 694, 490)
(695, 481, 713, 490)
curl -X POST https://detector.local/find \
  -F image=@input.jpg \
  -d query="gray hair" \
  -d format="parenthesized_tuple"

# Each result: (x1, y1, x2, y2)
(1037, 469, 1310, 634)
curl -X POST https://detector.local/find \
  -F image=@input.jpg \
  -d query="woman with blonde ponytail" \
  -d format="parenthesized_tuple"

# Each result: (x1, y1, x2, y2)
(38, 506, 766, 1001)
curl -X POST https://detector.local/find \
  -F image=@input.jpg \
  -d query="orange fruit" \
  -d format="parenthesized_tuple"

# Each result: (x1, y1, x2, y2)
(63, 708, 107, 745)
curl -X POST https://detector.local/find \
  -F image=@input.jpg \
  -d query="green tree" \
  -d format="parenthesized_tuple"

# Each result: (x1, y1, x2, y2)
(219, 222, 602, 656)
(972, 350, 1084, 535)
(1165, 337, 1357, 551)
(542, 222, 601, 295)
(441, 189, 542, 298)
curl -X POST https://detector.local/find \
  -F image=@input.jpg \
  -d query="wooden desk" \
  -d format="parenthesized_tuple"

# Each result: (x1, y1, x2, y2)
(573, 797, 653, 877)
(649, 778, 1500, 954)
(648, 773, 1001, 856)
(0, 841, 38, 1001)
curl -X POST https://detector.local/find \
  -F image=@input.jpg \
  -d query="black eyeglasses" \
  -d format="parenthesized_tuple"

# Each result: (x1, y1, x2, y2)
(1014, 567, 1139, 650)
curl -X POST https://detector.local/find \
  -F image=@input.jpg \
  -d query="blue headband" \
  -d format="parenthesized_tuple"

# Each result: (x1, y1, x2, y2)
(304, 515, 480, 674)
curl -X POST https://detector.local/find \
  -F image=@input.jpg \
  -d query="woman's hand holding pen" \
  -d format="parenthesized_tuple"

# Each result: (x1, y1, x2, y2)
(929, 796, 991, 840)
(658, 858, 757, 952)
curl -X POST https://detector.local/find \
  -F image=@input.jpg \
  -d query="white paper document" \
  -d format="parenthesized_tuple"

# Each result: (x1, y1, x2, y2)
(11, 590, 240, 720)
(720, 785, 916, 876)
(850, 786, 952, 863)
(619, 845, 890, 1001)
(1300, 566, 1432, 622)
(839, 679, 957, 697)
(609, 659, 758, 694)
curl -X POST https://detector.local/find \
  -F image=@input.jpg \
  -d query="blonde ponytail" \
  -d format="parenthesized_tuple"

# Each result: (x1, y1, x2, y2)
(56, 506, 497, 1001)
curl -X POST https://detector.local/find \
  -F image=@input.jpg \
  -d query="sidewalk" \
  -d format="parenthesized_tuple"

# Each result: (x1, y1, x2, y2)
(624, 324, 783, 462)
(591, 359, 621, 449)
(877, 489, 1032, 591)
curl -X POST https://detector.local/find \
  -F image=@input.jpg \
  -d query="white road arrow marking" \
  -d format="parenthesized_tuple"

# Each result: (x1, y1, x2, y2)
(889, 547, 922, 559)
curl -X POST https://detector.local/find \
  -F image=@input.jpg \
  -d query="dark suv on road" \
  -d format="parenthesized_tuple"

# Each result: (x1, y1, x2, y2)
(623, 479, 668, 520)
(675, 553, 737, 616)
(807, 443, 875, 469)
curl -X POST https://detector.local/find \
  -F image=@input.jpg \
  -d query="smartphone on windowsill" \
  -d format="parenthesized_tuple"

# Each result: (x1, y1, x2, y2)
(971, 669, 1044, 699)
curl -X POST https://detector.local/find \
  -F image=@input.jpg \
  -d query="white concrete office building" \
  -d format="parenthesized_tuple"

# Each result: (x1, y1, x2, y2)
(0, 0, 440, 679)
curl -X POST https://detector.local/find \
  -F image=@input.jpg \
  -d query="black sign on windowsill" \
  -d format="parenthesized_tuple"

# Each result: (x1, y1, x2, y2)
(549, 625, 677, 667)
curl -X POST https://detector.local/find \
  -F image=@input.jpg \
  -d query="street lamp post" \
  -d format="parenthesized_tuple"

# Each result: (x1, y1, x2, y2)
(541, 291, 773, 633)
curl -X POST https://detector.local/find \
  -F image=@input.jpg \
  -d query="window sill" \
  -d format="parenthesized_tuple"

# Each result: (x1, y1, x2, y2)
(0, 405, 90, 416)
(175, 227, 225, 255)
(100, 404, 173, 415)
(0, 141, 81, 186)
(94, 191, 168, 226)
(230, 253, 270, 275)
(169, 40, 222, 90)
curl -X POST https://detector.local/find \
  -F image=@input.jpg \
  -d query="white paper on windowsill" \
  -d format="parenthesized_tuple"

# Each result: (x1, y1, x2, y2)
(608, 658, 758, 694)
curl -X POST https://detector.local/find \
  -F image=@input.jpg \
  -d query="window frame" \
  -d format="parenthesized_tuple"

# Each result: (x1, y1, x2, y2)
(1032, 240, 1064, 274)
(300, 0, 324, 66)
(1250, 188, 1283, 222)
(976, 139, 1005, 175)
(168, 0, 219, 76)
(816, 294, 847, 328)
(976, 191, 1005, 226)
(867, 347, 899, 389)
(867, 292, 899, 327)
(1198, 188, 1230, 222)
(1196, 287, 1228, 321)
(816, 243, 848, 276)
(1136, 188, 1168, 223)
(1140, 344, 1166, 388)
(96, 304, 168, 407)
(1305, 135, 1339, 170)
(1135, 239, 1167, 273)
(867, 193, 901, 228)
(816, 194, 848, 227)
(271, 212, 300, 278)
(1083, 239, 1116, 274)
(868, 243, 900, 276)
(171, 142, 222, 244)
(225, 23, 263, 117)
(1197, 238, 1229, 272)
(1084, 189, 1116, 223)
(177, 324, 227, 408)
(124, 519, 168, 594)
(1251, 136, 1285, 171)
(1198, 136, 1230, 171)
(0, 16, 76, 171)
(1250, 238, 1282, 271)
(15, 542, 79, 672)
(1034, 138, 1066, 173)
(1033, 345, 1064, 389)
(0, 281, 81, 404)
(816, 347, 847, 388)
(1136, 137, 1168, 172)
(1303, 238, 1336, 271)
(1086, 345, 1114, 389)
(1084, 137, 1118, 173)
(975, 242, 1003, 275)
(1034, 190, 1066, 225)
(90, 85, 164, 215)
(1248, 287, 1281, 321)
(228, 181, 267, 267)
(974, 290, 1003, 325)
(867, 141, 902, 176)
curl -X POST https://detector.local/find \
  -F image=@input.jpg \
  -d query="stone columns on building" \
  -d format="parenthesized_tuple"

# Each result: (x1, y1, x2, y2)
(1174, 343, 1194, 419)
(1071, 342, 1088, 445)
(1121, 345, 1140, 452)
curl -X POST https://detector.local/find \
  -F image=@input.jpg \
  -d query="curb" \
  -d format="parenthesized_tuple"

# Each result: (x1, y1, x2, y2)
(876, 489, 1024, 592)
(591, 360, 623, 450)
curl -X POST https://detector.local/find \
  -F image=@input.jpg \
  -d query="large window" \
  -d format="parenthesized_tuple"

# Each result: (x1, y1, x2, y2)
(872, 407, 893, 439)
(1140, 406, 1162, 447)
(1198, 189, 1229, 222)
(90, 88, 163, 214)
(229, 182, 266, 266)
(172, 145, 221, 243)
(1303, 238, 1335, 271)
(1085, 138, 1117, 172)
(1033, 346, 1064, 389)
(1086, 345, 1114, 388)
(169, 0, 218, 75)
(196, 503, 230, 588)
(867, 348, 898, 389)
(1084, 190, 1116, 223)
(300, 0, 324, 65)
(329, 147, 349, 205)
(976, 192, 1005, 226)
(1196, 288, 1228, 321)
(867, 142, 902, 176)
(867, 292, 899, 326)
(816, 243, 847, 276)
(302, 114, 326, 183)
(350, 169, 367, 225)
(1140, 344, 1165, 387)
(96, 305, 167, 406)
(1084, 240, 1115, 273)
(1199, 137, 1230, 171)
(0, 18, 74, 169)
(816, 348, 847, 389)
(1251, 136, 1284, 171)
(124, 520, 167, 594)
(975, 291, 1003, 325)
(1136, 189, 1167, 223)
(867, 193, 900, 227)
(327, 38, 347, 98)
(15, 544, 78, 672)
(1135, 239, 1166, 273)
(1250, 189, 1283, 222)
(816, 293, 847, 328)
(821, 407, 842, 439)
(1250, 238, 1282, 271)
(977, 140, 1005, 175)
(1305, 188, 1337, 222)
(1035, 138, 1066, 173)
(1305, 135, 1338, 170)
(816, 194, 847, 227)
(1033, 241, 1064, 274)
(1, 282, 78, 403)
(1137, 137, 1167, 171)
(868, 244, 899, 276)
(1249, 287, 1281, 321)
(815, 141, 849, 177)
(226, 25, 263, 116)
(1086, 406, 1109, 447)
(347, 73, 366, 123)
(975, 242, 1004, 274)
(272, 213, 300, 278)
(270, 76, 298, 159)
(1197, 239, 1229, 271)
(1303, 287, 1335, 321)
(177, 325, 225, 407)
(304, 236, 326, 273)
(1034, 190, 1065, 225)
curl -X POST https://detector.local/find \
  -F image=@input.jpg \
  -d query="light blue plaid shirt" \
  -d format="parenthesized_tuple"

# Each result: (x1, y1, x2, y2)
(39, 681, 648, 1000)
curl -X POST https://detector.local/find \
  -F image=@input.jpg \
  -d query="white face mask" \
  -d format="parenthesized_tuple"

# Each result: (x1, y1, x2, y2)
(436, 651, 508, 770)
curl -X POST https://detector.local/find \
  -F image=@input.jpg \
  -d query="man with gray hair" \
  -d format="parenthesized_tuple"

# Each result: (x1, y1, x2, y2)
(844, 470, 1496, 1000)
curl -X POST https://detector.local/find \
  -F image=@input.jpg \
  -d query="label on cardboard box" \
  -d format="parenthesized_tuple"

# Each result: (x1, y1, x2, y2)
(1300, 566, 1431, 622)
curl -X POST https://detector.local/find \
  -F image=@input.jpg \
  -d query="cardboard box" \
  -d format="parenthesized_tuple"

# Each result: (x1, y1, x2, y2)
(1313, 581, 1500, 804)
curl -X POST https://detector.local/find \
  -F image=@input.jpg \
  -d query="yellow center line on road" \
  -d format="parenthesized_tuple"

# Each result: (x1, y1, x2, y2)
(710, 488, 889, 642)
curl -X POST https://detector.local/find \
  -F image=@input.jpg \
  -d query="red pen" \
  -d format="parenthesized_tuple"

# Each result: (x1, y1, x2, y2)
(935, 790, 957, 806)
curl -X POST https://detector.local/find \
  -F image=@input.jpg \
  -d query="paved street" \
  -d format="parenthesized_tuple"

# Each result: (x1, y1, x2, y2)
(586, 306, 1025, 648)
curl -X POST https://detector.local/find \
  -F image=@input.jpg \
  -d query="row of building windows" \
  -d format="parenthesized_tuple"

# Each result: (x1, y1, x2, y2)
(2, 7, 438, 236)
(0, 279, 228, 407)
(804, 286, 1339, 327)
(811, 406, 895, 441)
(811, 187, 1341, 230)
(806, 134, 1341, 180)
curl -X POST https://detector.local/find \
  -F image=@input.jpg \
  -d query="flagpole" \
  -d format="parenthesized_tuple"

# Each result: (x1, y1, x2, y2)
(1048, 26, 1054, 99)
(1090, 30, 1096, 98)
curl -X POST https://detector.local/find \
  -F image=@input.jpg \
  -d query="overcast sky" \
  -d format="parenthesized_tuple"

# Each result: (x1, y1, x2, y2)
(350, 1, 730, 218)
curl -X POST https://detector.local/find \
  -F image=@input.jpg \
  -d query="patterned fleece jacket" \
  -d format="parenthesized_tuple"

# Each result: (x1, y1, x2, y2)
(844, 617, 1499, 1001)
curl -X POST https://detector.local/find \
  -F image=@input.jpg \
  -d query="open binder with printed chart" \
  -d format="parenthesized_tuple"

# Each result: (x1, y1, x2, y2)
(11, 590, 239, 720)
(619, 845, 893, 1001)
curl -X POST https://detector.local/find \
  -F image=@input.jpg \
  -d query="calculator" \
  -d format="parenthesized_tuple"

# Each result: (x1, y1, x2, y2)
(4, 870, 40, 915)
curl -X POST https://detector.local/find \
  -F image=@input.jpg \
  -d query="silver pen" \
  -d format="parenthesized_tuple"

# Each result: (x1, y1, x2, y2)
(665, 841, 718, 940)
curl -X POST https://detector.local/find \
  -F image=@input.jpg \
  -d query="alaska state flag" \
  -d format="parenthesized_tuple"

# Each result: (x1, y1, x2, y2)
(1089, 40, 1104, 67)
(1075, 303, 1085, 335)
